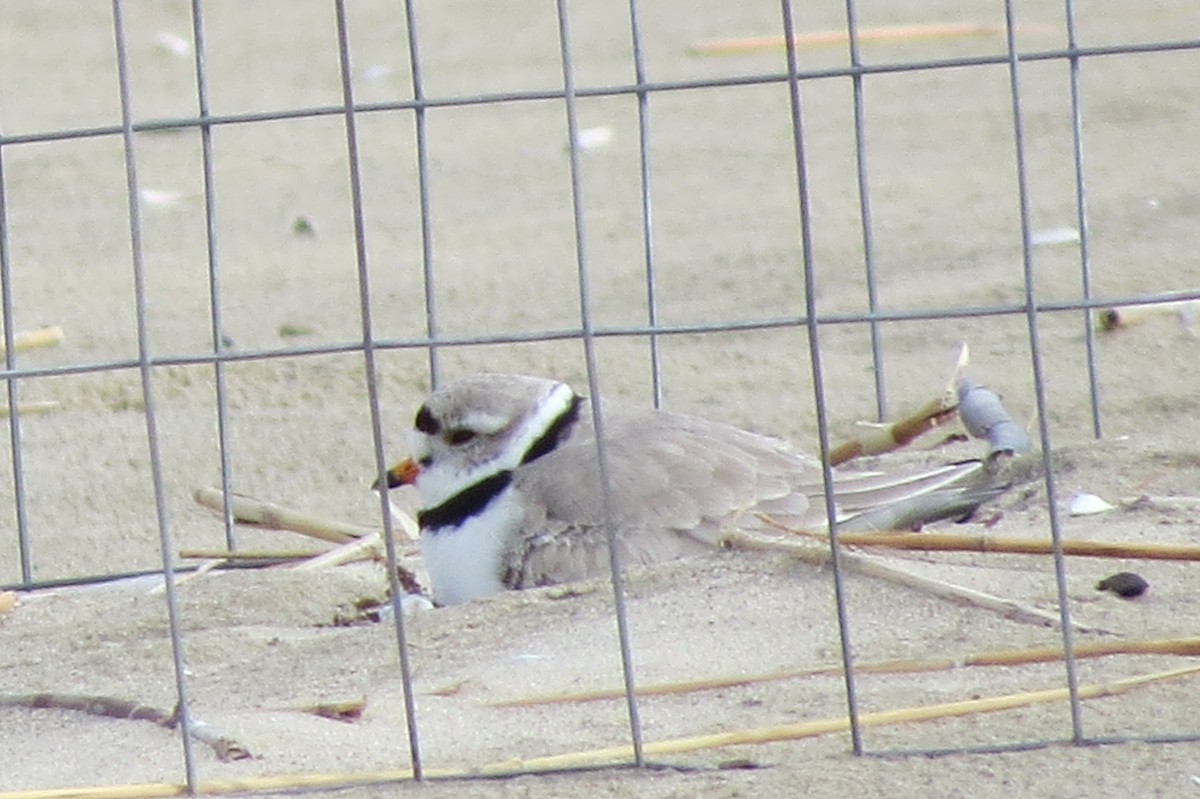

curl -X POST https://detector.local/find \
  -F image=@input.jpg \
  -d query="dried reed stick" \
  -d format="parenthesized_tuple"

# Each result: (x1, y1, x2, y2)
(1096, 296, 1200, 331)
(7, 666, 1195, 799)
(487, 665, 1200, 772)
(828, 396, 959, 466)
(148, 558, 224, 594)
(0, 768, 420, 799)
(293, 532, 384, 570)
(177, 549, 327, 561)
(829, 343, 966, 466)
(835, 531, 1200, 561)
(727, 531, 1107, 634)
(192, 487, 374, 545)
(1124, 494, 1200, 512)
(491, 636, 1200, 707)
(689, 23, 1017, 56)
(0, 400, 60, 418)
(286, 696, 368, 722)
(0, 325, 64, 355)
(0, 693, 250, 763)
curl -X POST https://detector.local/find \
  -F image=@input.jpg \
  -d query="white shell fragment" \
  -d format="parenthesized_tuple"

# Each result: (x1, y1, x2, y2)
(573, 126, 613, 151)
(139, 188, 182, 207)
(374, 594, 434, 618)
(154, 32, 191, 57)
(401, 594, 434, 614)
(361, 65, 393, 81)
(1030, 227, 1081, 248)
(1068, 493, 1115, 516)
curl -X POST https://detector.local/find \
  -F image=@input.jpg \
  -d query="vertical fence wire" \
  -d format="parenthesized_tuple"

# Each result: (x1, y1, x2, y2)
(401, 0, 441, 390)
(188, 0, 240, 553)
(110, 0, 200, 788)
(1063, 0, 1103, 440)
(332, 0, 425, 778)
(625, 0, 664, 408)
(0, 110, 33, 587)
(779, 0, 864, 755)
(555, 0, 646, 766)
(842, 0, 888, 422)
(1000, 0, 1085, 741)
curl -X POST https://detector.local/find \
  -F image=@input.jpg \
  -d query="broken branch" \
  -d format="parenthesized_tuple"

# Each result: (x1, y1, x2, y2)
(835, 531, 1200, 561)
(0, 692, 250, 762)
(192, 487, 374, 545)
(0, 325, 64, 355)
(491, 636, 1200, 707)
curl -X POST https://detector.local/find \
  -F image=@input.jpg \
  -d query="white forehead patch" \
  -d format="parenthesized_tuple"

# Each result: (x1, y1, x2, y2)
(406, 427, 431, 459)
(459, 411, 511, 436)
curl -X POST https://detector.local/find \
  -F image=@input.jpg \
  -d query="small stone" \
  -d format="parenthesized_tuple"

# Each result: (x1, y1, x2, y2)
(1096, 572, 1148, 599)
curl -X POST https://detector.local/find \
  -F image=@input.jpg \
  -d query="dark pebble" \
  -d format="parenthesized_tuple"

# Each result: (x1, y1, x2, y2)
(1096, 572, 1148, 599)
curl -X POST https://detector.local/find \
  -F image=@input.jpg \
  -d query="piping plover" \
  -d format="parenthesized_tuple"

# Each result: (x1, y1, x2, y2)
(377, 373, 990, 605)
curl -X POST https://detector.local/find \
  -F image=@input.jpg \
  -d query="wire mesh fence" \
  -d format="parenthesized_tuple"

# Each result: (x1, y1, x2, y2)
(3, 0, 1200, 795)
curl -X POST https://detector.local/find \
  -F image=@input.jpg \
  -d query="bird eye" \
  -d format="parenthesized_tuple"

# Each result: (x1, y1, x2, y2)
(446, 428, 476, 445)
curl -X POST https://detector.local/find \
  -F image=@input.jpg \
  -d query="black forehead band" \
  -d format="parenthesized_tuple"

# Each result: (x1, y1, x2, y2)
(414, 405, 440, 435)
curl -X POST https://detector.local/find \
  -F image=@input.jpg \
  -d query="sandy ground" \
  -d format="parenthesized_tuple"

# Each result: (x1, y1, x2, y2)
(2, 0, 1200, 796)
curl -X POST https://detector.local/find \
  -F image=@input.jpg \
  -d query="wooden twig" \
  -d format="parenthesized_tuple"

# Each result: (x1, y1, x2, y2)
(287, 696, 368, 722)
(178, 549, 327, 561)
(688, 23, 1039, 56)
(293, 532, 384, 571)
(386, 502, 421, 544)
(0, 325, 64, 355)
(0, 692, 250, 762)
(6, 667, 1194, 798)
(192, 487, 374, 545)
(828, 343, 967, 466)
(0, 400, 60, 418)
(1096, 296, 1200, 331)
(725, 530, 1108, 634)
(834, 550, 1105, 633)
(834, 531, 1200, 561)
(1122, 494, 1200, 512)
(484, 666, 1200, 772)
(491, 636, 1200, 707)
(0, 769, 421, 799)
(828, 396, 960, 466)
(148, 558, 225, 594)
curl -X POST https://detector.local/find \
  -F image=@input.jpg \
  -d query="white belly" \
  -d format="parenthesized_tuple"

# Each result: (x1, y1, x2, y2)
(420, 487, 522, 605)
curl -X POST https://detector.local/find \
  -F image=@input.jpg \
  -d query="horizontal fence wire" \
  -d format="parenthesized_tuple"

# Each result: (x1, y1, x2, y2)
(3, 288, 1200, 387)
(3, 39, 1200, 149)
(2, 0, 1199, 794)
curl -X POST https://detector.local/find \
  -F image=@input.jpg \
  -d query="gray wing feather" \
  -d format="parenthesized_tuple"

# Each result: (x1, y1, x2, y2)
(508, 400, 995, 587)
(508, 402, 818, 585)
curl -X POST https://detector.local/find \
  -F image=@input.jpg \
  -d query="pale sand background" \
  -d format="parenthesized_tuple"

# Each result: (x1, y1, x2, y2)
(2, 0, 1200, 796)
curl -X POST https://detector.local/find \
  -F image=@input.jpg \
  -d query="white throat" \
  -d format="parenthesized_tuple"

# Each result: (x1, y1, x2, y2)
(420, 486, 523, 605)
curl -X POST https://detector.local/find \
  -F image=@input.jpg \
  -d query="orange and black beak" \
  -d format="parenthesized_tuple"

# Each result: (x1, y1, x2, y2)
(373, 457, 420, 491)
